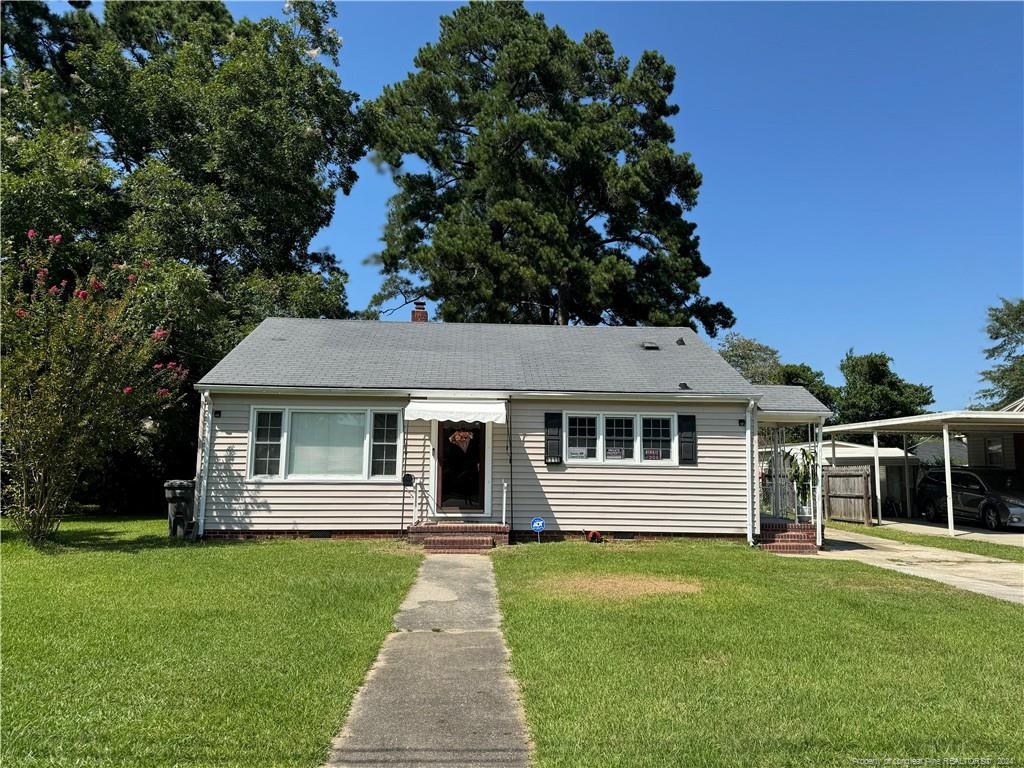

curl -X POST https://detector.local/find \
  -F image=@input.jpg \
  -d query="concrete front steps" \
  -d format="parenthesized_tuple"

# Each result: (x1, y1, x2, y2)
(758, 520, 819, 555)
(408, 522, 510, 554)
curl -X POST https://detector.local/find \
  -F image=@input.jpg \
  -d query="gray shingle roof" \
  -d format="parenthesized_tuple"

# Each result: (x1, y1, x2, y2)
(198, 318, 760, 396)
(757, 384, 832, 414)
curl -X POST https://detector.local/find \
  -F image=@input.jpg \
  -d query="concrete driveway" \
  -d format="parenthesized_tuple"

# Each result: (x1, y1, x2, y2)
(820, 528, 1024, 604)
(876, 518, 1024, 547)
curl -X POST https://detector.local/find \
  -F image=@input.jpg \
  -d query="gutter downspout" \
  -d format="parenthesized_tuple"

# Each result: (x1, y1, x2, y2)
(195, 391, 214, 538)
(506, 398, 514, 535)
(815, 417, 825, 548)
(745, 399, 755, 546)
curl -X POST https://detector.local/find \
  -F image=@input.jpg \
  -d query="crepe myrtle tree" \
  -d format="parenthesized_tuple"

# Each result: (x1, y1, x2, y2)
(1, 231, 186, 542)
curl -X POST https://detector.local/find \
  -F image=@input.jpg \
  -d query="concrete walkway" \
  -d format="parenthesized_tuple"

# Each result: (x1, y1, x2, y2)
(324, 555, 530, 768)
(821, 529, 1024, 605)
(876, 518, 1024, 547)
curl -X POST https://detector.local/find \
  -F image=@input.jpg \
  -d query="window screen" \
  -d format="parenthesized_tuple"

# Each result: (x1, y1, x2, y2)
(567, 416, 598, 460)
(604, 417, 634, 460)
(288, 411, 366, 476)
(641, 417, 672, 461)
(370, 412, 399, 477)
(252, 411, 282, 476)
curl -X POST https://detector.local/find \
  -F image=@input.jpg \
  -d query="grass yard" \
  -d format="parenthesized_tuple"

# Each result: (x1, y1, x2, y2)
(826, 520, 1024, 563)
(492, 539, 1024, 768)
(1, 518, 421, 768)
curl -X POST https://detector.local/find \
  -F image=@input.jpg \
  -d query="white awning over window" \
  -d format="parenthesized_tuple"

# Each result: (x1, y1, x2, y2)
(404, 399, 507, 424)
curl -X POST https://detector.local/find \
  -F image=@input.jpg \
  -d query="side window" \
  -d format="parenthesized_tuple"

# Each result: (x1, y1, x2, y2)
(370, 412, 399, 477)
(252, 410, 283, 477)
(985, 438, 1003, 466)
(678, 415, 697, 466)
(566, 415, 598, 460)
(604, 416, 635, 460)
(641, 416, 673, 462)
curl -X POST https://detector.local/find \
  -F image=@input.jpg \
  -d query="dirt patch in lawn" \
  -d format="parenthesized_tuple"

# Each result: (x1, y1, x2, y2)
(540, 574, 702, 600)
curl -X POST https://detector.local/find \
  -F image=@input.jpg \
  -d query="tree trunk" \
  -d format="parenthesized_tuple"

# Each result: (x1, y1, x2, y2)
(556, 284, 568, 325)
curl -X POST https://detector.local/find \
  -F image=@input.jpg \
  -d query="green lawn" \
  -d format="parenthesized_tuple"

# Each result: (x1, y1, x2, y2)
(1, 518, 421, 768)
(827, 519, 1024, 563)
(492, 539, 1024, 768)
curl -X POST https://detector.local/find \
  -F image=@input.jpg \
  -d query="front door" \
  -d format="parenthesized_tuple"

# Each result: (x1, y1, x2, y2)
(438, 422, 485, 514)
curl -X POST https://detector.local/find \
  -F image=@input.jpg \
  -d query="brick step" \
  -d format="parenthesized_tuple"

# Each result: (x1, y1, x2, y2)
(759, 542, 818, 555)
(760, 523, 816, 533)
(409, 523, 509, 546)
(758, 532, 816, 543)
(423, 535, 495, 553)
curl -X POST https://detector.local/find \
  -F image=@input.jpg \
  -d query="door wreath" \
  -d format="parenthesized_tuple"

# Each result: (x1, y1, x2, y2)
(449, 429, 474, 453)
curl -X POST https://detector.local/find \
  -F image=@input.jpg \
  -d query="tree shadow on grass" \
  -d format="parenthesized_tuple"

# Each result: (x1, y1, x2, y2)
(3, 518, 247, 556)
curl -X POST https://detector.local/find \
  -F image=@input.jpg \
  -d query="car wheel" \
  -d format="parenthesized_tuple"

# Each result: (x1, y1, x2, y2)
(925, 501, 939, 523)
(983, 505, 1001, 531)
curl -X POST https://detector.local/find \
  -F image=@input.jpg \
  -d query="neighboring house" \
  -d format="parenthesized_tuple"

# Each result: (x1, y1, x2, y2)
(192, 306, 830, 543)
(963, 396, 1024, 484)
(910, 437, 967, 466)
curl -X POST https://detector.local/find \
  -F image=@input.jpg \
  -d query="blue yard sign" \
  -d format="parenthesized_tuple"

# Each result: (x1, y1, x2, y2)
(530, 516, 545, 542)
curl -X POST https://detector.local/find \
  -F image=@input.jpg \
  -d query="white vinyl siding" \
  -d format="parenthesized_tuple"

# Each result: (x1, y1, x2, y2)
(201, 394, 750, 535)
(506, 399, 748, 534)
(205, 395, 423, 532)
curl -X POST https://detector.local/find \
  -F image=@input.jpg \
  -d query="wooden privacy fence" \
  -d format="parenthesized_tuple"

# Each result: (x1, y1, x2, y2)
(823, 466, 873, 525)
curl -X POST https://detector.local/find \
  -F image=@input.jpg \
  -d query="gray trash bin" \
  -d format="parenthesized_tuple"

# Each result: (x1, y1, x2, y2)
(164, 479, 196, 539)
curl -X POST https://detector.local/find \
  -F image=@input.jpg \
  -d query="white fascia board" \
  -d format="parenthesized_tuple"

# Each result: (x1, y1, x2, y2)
(194, 383, 760, 404)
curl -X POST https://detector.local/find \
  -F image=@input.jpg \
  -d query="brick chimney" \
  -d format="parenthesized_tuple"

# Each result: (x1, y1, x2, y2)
(411, 300, 428, 323)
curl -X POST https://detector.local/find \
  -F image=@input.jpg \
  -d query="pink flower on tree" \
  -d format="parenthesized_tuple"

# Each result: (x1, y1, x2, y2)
(167, 362, 177, 369)
(90, 277, 104, 291)
(48, 285, 59, 295)
(122, 386, 134, 395)
(27, 229, 37, 240)
(127, 274, 138, 284)
(156, 387, 170, 397)
(153, 363, 164, 369)
(15, 308, 28, 318)
(75, 290, 89, 300)
(142, 259, 152, 269)
(151, 327, 170, 341)
(47, 234, 62, 244)
(35, 268, 48, 285)
(60, 279, 68, 287)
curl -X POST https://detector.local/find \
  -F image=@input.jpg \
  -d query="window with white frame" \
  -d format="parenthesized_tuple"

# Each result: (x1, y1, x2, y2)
(289, 411, 366, 477)
(371, 412, 399, 476)
(641, 416, 673, 462)
(562, 412, 681, 465)
(604, 416, 635, 460)
(250, 408, 401, 480)
(252, 411, 283, 476)
(566, 415, 598, 460)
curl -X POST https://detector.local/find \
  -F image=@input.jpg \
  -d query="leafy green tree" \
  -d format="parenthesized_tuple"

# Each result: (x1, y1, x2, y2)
(369, 1, 732, 332)
(778, 363, 839, 414)
(1, 0, 363, 513)
(978, 298, 1024, 408)
(833, 351, 933, 442)
(718, 333, 783, 384)
(1, 236, 187, 542)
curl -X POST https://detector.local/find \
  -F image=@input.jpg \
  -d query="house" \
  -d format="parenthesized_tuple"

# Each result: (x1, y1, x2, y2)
(910, 437, 967, 467)
(192, 305, 831, 549)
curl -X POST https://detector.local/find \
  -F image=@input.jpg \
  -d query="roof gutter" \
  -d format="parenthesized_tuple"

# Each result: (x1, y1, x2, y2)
(193, 383, 762, 404)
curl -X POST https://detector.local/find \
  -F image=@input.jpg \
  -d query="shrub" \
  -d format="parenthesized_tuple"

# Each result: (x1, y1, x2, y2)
(1, 233, 186, 542)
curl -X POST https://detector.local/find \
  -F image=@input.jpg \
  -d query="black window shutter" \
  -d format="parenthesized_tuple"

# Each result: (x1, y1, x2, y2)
(544, 412, 563, 465)
(678, 415, 697, 465)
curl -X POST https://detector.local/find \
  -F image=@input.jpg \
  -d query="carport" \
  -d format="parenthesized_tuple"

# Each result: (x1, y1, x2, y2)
(822, 411, 1024, 535)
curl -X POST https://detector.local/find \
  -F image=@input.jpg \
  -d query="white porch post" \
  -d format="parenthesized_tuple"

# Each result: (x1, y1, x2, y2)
(872, 431, 882, 525)
(902, 434, 912, 518)
(942, 423, 955, 536)
(745, 401, 755, 545)
(815, 419, 824, 547)
(831, 435, 836, 463)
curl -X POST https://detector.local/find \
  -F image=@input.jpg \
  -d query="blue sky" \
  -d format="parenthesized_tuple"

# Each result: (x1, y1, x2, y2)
(233, 3, 1020, 408)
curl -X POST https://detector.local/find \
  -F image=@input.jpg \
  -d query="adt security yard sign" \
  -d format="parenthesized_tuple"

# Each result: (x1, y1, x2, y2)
(530, 516, 545, 543)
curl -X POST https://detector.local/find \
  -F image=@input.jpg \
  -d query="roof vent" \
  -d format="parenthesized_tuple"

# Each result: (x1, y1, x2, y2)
(675, 337, 686, 346)
(640, 341, 660, 350)
(679, 382, 691, 390)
